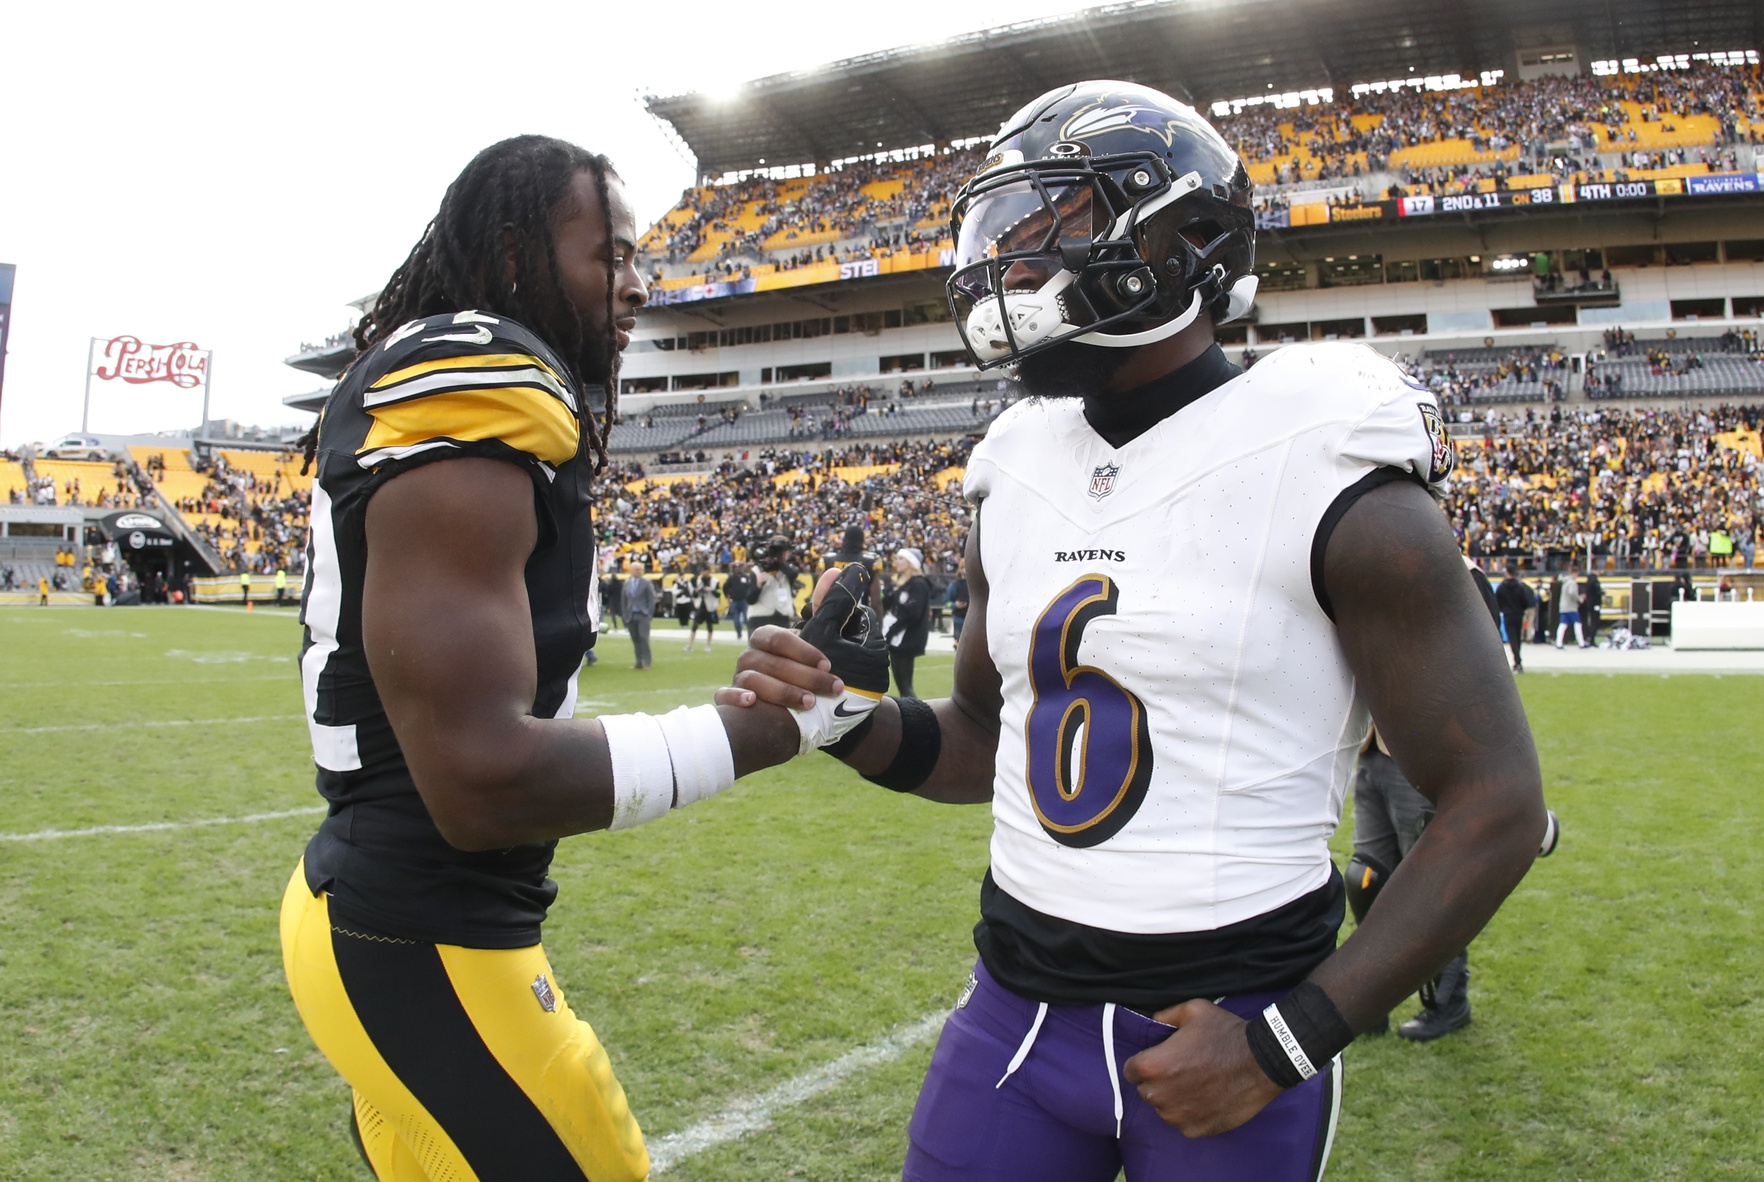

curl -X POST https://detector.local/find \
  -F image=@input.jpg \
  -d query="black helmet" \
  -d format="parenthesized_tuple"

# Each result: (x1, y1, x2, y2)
(947, 80, 1257, 370)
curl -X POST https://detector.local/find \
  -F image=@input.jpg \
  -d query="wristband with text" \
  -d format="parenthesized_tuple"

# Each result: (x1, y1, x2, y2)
(1244, 981, 1353, 1089)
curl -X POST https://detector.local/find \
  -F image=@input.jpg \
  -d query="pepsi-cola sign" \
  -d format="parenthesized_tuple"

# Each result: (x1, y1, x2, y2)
(94, 336, 209, 389)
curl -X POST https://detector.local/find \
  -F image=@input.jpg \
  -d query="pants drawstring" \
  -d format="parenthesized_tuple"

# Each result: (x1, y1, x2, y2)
(995, 1001, 1048, 1089)
(1102, 1002, 1124, 1138)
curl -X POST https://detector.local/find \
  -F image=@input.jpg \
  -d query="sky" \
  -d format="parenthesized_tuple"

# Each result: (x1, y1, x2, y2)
(0, 0, 1106, 448)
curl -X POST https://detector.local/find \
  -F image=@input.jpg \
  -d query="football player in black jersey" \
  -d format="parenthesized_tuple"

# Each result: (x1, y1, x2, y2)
(280, 136, 872, 1182)
(723, 84, 1549, 1182)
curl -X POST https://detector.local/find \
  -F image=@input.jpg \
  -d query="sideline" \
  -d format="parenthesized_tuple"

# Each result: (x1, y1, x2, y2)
(647, 1010, 946, 1174)
(0, 805, 325, 843)
(6, 714, 304, 735)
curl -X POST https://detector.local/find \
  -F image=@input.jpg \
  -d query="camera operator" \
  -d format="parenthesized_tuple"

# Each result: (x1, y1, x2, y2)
(748, 534, 801, 631)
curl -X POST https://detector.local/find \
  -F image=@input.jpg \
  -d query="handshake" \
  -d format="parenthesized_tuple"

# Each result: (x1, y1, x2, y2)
(717, 562, 893, 755)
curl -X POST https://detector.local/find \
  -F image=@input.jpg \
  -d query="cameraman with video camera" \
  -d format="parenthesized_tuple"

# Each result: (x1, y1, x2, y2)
(748, 534, 801, 632)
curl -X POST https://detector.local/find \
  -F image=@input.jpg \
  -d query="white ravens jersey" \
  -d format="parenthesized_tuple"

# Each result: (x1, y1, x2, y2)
(964, 342, 1454, 935)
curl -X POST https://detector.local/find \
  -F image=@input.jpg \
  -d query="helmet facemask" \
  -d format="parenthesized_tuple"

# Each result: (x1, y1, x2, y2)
(948, 152, 1242, 371)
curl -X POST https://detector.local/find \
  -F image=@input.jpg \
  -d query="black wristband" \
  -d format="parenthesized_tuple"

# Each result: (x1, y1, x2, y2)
(822, 712, 876, 759)
(862, 695, 942, 793)
(1243, 981, 1354, 1089)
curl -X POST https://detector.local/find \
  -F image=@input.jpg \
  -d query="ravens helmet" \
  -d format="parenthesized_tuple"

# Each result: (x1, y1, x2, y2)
(947, 80, 1257, 370)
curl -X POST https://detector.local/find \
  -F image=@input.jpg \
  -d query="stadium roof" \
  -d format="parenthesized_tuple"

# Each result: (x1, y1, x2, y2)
(646, 0, 1764, 179)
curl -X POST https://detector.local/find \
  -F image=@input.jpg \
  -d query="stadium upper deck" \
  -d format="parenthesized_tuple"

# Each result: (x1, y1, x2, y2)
(620, 3, 1763, 412)
(639, 60, 1763, 295)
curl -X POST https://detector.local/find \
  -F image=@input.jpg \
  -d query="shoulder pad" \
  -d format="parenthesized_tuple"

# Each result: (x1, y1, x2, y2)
(351, 311, 582, 469)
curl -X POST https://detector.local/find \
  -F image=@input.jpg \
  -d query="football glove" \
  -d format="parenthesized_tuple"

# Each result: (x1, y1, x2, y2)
(790, 562, 890, 754)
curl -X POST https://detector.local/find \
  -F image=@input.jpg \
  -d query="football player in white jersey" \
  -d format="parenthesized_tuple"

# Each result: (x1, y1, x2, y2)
(723, 81, 1547, 1182)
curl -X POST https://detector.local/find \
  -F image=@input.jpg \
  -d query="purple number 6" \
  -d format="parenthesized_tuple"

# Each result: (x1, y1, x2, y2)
(1024, 575, 1152, 848)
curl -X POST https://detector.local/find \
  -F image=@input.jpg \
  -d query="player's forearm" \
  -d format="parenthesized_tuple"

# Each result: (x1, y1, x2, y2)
(410, 703, 801, 850)
(829, 694, 996, 804)
(1308, 760, 1544, 1031)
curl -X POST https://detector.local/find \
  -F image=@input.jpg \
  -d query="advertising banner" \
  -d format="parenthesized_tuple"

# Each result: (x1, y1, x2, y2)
(0, 264, 13, 430)
(649, 278, 758, 306)
(1686, 172, 1762, 195)
(93, 336, 209, 387)
(82, 334, 214, 435)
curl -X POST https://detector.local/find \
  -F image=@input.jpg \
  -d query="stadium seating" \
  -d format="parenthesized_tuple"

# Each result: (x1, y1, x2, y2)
(127, 446, 309, 574)
(1411, 346, 1572, 406)
(637, 62, 1762, 290)
(30, 459, 129, 507)
(0, 460, 29, 503)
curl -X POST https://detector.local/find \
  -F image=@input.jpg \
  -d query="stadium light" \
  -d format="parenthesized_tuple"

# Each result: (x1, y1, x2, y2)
(703, 81, 747, 105)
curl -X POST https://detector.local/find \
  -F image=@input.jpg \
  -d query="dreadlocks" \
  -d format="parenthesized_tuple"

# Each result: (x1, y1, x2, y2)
(300, 135, 622, 474)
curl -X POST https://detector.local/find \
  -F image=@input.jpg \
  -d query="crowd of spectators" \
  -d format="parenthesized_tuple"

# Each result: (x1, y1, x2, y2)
(588, 401, 1760, 583)
(649, 148, 982, 272)
(1220, 61, 1762, 197)
(8, 456, 155, 509)
(597, 437, 974, 583)
(1583, 327, 1764, 398)
(1404, 347, 1572, 406)
(1451, 403, 1761, 570)
(642, 64, 1760, 290)
(176, 452, 309, 576)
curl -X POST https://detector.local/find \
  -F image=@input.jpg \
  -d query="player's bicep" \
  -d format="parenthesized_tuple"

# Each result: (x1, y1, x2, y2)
(1322, 479, 1537, 806)
(950, 503, 1001, 730)
(362, 457, 540, 804)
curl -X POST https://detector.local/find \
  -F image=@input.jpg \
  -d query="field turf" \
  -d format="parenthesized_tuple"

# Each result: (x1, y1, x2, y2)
(0, 605, 1758, 1180)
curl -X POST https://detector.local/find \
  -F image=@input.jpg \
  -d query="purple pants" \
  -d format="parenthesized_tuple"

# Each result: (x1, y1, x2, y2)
(904, 961, 1341, 1182)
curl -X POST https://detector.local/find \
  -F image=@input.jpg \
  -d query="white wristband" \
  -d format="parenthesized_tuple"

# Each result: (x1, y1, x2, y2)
(655, 704, 735, 809)
(1260, 1003, 1318, 1081)
(791, 686, 885, 755)
(600, 713, 673, 830)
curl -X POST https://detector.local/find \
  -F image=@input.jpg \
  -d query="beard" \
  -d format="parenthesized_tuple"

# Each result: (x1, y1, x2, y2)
(572, 326, 616, 391)
(1011, 338, 1135, 401)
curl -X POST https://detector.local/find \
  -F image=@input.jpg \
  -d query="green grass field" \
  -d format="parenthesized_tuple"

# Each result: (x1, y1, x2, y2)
(0, 605, 1759, 1181)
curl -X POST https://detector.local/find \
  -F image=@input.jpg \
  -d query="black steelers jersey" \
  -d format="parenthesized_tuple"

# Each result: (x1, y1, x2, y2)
(298, 311, 599, 948)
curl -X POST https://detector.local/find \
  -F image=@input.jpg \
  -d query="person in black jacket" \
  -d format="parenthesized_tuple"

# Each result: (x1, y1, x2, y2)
(885, 547, 931, 697)
(1583, 570, 1603, 645)
(1493, 563, 1538, 673)
(722, 562, 755, 639)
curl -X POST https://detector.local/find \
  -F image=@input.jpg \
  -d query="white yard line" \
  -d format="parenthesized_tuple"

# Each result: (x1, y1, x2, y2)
(5, 714, 304, 735)
(0, 805, 325, 843)
(0, 676, 295, 688)
(647, 1010, 946, 1174)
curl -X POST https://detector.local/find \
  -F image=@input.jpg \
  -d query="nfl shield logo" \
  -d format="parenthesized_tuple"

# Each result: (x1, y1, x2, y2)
(531, 973, 558, 1013)
(1088, 463, 1120, 500)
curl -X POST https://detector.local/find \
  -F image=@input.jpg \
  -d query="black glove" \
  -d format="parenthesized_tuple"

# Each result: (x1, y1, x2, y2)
(789, 563, 890, 752)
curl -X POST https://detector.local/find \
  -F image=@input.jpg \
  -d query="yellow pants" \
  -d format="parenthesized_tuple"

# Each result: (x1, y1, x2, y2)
(279, 863, 649, 1181)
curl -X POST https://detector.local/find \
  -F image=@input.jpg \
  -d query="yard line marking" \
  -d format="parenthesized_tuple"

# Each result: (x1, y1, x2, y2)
(6, 714, 304, 735)
(0, 805, 326, 843)
(648, 1010, 946, 1174)
(0, 676, 295, 688)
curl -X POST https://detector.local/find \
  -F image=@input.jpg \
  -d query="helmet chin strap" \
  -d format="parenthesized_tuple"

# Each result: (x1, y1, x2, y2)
(1217, 275, 1259, 324)
(1073, 288, 1204, 349)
